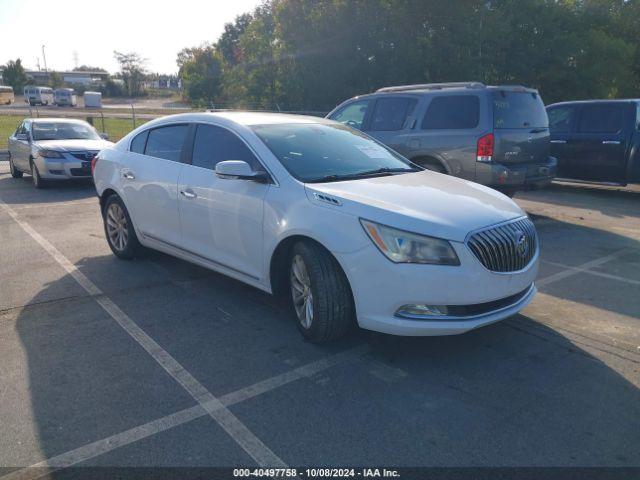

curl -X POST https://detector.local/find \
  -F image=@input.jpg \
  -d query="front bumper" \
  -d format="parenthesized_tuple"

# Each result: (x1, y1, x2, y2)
(477, 157, 557, 190)
(34, 154, 93, 180)
(333, 241, 538, 336)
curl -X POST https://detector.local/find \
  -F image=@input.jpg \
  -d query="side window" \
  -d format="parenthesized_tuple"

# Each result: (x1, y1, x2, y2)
(636, 104, 640, 131)
(578, 104, 624, 134)
(144, 124, 188, 162)
(370, 97, 417, 131)
(548, 106, 574, 133)
(130, 130, 148, 154)
(329, 100, 370, 130)
(191, 124, 261, 171)
(422, 95, 480, 130)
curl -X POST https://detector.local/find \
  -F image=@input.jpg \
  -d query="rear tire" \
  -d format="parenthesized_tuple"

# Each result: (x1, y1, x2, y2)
(289, 241, 354, 343)
(103, 194, 142, 260)
(9, 155, 23, 178)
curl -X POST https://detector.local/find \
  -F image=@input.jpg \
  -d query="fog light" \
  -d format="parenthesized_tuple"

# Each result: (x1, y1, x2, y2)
(49, 169, 64, 175)
(396, 304, 449, 318)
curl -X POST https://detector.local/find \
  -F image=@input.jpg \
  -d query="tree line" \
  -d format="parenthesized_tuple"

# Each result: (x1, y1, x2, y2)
(177, 0, 640, 111)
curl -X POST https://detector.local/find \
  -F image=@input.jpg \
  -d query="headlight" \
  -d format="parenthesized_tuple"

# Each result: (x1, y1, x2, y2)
(39, 149, 64, 158)
(360, 219, 460, 265)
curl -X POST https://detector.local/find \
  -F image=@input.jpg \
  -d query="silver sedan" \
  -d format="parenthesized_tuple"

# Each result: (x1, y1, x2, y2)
(8, 118, 113, 188)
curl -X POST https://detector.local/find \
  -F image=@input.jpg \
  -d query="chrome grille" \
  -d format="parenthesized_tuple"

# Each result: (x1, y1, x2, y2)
(467, 217, 537, 272)
(70, 151, 98, 160)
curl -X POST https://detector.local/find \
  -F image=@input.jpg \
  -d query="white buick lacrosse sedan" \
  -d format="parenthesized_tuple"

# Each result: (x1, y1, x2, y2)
(93, 112, 538, 342)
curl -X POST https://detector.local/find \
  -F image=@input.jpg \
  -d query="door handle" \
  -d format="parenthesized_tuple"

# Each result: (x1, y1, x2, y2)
(180, 189, 197, 199)
(550, 140, 567, 144)
(602, 140, 621, 145)
(122, 170, 135, 180)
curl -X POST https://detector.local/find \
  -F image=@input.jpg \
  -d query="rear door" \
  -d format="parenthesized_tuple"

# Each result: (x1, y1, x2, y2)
(121, 124, 188, 246)
(563, 102, 630, 183)
(547, 104, 577, 178)
(492, 90, 550, 167)
(364, 96, 418, 156)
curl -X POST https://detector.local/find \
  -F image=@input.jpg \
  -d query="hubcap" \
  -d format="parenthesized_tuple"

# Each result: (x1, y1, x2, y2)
(290, 254, 313, 329)
(106, 203, 129, 252)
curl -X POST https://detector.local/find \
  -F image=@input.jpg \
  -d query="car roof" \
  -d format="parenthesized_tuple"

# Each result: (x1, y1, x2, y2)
(547, 99, 640, 108)
(29, 117, 89, 124)
(143, 111, 333, 128)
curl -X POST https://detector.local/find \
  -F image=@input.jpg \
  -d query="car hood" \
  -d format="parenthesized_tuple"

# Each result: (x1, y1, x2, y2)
(35, 139, 113, 151)
(305, 171, 525, 242)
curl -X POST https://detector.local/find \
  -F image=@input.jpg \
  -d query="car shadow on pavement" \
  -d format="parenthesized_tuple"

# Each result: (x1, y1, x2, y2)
(527, 213, 640, 322)
(519, 182, 640, 219)
(5, 251, 640, 469)
(0, 174, 96, 205)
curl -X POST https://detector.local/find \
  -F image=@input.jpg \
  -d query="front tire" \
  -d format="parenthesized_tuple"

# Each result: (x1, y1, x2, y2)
(30, 160, 45, 189)
(9, 155, 23, 178)
(289, 241, 354, 343)
(103, 194, 142, 259)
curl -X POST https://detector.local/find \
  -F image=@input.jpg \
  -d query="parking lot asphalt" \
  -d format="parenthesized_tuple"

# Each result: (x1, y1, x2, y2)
(0, 162, 639, 477)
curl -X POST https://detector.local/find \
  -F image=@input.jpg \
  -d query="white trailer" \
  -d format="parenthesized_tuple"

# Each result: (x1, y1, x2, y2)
(83, 91, 102, 108)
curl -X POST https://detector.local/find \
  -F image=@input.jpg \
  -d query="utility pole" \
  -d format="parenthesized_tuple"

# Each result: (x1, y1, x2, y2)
(42, 45, 48, 72)
(73, 50, 79, 69)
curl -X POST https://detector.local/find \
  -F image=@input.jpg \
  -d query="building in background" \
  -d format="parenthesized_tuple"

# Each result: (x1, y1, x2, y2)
(25, 70, 109, 86)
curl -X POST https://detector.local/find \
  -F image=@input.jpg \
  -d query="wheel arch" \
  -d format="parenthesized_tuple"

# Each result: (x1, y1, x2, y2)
(411, 154, 451, 174)
(268, 234, 353, 302)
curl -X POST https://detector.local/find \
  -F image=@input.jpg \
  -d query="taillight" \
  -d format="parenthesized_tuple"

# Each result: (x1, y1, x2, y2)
(476, 133, 494, 162)
(91, 155, 99, 176)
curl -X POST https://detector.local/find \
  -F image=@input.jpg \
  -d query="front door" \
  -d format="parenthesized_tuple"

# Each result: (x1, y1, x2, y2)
(178, 124, 269, 281)
(365, 96, 418, 157)
(557, 103, 630, 183)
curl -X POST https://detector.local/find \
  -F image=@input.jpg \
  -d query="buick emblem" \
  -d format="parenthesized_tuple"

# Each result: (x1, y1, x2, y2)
(514, 230, 529, 258)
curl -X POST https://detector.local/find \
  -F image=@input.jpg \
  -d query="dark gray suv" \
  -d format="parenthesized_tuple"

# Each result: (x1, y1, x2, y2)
(326, 82, 557, 195)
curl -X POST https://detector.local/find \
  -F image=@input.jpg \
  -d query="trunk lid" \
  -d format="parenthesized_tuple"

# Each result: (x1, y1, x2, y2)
(492, 89, 550, 165)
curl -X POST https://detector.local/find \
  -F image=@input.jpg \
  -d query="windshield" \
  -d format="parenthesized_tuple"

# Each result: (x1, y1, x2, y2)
(493, 91, 548, 129)
(252, 123, 417, 182)
(32, 122, 100, 141)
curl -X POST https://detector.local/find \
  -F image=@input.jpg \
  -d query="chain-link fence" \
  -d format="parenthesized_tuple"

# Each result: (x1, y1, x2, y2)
(0, 104, 329, 151)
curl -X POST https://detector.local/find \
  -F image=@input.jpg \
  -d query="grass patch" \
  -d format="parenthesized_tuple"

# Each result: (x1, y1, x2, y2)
(0, 114, 149, 150)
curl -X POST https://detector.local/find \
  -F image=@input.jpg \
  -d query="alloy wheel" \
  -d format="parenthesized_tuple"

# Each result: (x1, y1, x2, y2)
(106, 203, 129, 252)
(290, 254, 313, 329)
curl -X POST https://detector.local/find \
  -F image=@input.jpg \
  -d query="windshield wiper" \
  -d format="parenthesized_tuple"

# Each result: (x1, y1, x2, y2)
(307, 167, 417, 183)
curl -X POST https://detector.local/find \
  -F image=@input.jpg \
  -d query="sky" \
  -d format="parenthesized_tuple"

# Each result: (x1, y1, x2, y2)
(0, 0, 261, 74)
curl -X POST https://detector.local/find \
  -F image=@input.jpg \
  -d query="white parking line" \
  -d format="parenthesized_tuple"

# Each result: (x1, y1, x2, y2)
(2, 345, 369, 480)
(536, 248, 633, 287)
(10, 199, 99, 210)
(542, 259, 640, 286)
(0, 197, 284, 468)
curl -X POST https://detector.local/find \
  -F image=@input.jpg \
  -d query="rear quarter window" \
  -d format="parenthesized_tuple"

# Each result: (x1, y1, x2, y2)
(130, 130, 149, 154)
(421, 95, 480, 130)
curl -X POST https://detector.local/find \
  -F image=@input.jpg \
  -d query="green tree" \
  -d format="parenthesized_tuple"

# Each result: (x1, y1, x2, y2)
(178, 0, 640, 111)
(178, 46, 223, 107)
(2, 58, 28, 91)
(49, 71, 63, 88)
(113, 51, 147, 97)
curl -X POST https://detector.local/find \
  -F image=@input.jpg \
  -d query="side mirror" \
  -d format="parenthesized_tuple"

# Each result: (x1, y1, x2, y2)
(16, 133, 28, 141)
(215, 160, 268, 182)
(100, 132, 109, 140)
